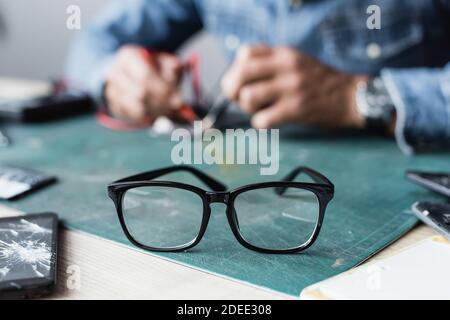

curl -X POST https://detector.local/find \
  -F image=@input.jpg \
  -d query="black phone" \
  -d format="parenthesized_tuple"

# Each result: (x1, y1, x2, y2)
(0, 213, 58, 299)
(0, 90, 93, 123)
(0, 165, 57, 201)
(406, 170, 450, 198)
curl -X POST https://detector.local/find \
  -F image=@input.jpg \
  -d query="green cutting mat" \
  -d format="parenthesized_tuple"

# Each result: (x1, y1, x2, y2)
(1, 115, 448, 297)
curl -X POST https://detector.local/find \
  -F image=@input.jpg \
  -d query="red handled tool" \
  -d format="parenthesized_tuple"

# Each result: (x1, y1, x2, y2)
(139, 48, 200, 123)
(97, 48, 202, 131)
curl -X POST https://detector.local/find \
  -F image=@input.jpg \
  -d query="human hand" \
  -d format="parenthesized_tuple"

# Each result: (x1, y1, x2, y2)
(222, 45, 368, 129)
(104, 45, 185, 122)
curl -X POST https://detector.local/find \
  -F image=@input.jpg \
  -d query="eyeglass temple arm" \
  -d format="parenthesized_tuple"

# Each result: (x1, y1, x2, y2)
(276, 166, 334, 195)
(284, 167, 333, 186)
(113, 165, 227, 192)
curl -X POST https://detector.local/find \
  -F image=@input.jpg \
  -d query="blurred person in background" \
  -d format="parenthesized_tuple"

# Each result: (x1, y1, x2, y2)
(66, 0, 450, 154)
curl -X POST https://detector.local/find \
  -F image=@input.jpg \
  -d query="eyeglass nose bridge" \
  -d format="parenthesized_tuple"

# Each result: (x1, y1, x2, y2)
(206, 192, 230, 204)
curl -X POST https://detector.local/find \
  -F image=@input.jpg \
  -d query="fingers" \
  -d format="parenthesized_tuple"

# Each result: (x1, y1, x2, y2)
(222, 45, 277, 100)
(117, 47, 157, 87)
(238, 79, 281, 113)
(105, 66, 148, 121)
(156, 52, 185, 85)
(134, 53, 183, 112)
(105, 90, 147, 122)
(105, 46, 185, 121)
(222, 46, 307, 103)
(251, 96, 301, 129)
(219, 45, 313, 128)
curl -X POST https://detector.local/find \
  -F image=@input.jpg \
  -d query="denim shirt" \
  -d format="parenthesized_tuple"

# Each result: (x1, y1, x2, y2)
(65, 0, 450, 154)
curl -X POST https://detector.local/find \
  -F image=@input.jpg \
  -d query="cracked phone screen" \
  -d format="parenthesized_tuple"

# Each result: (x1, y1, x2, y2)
(0, 216, 54, 283)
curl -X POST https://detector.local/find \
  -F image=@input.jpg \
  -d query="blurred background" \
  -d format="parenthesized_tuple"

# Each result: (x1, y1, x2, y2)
(0, 0, 225, 89)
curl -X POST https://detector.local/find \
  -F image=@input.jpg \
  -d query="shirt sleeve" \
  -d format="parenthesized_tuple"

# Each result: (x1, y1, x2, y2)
(380, 0, 450, 154)
(381, 63, 450, 155)
(64, 0, 203, 103)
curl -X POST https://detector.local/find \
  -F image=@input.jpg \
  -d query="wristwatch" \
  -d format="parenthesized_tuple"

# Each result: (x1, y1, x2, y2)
(355, 77, 396, 132)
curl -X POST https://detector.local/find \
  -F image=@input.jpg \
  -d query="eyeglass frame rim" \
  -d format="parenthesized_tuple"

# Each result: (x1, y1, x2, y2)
(108, 166, 334, 254)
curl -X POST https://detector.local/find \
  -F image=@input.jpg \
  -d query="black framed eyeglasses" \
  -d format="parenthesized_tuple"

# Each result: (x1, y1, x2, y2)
(108, 166, 334, 254)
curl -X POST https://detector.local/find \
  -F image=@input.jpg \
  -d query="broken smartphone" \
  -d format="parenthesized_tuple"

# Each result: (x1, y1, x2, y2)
(0, 213, 58, 299)
(412, 202, 450, 240)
